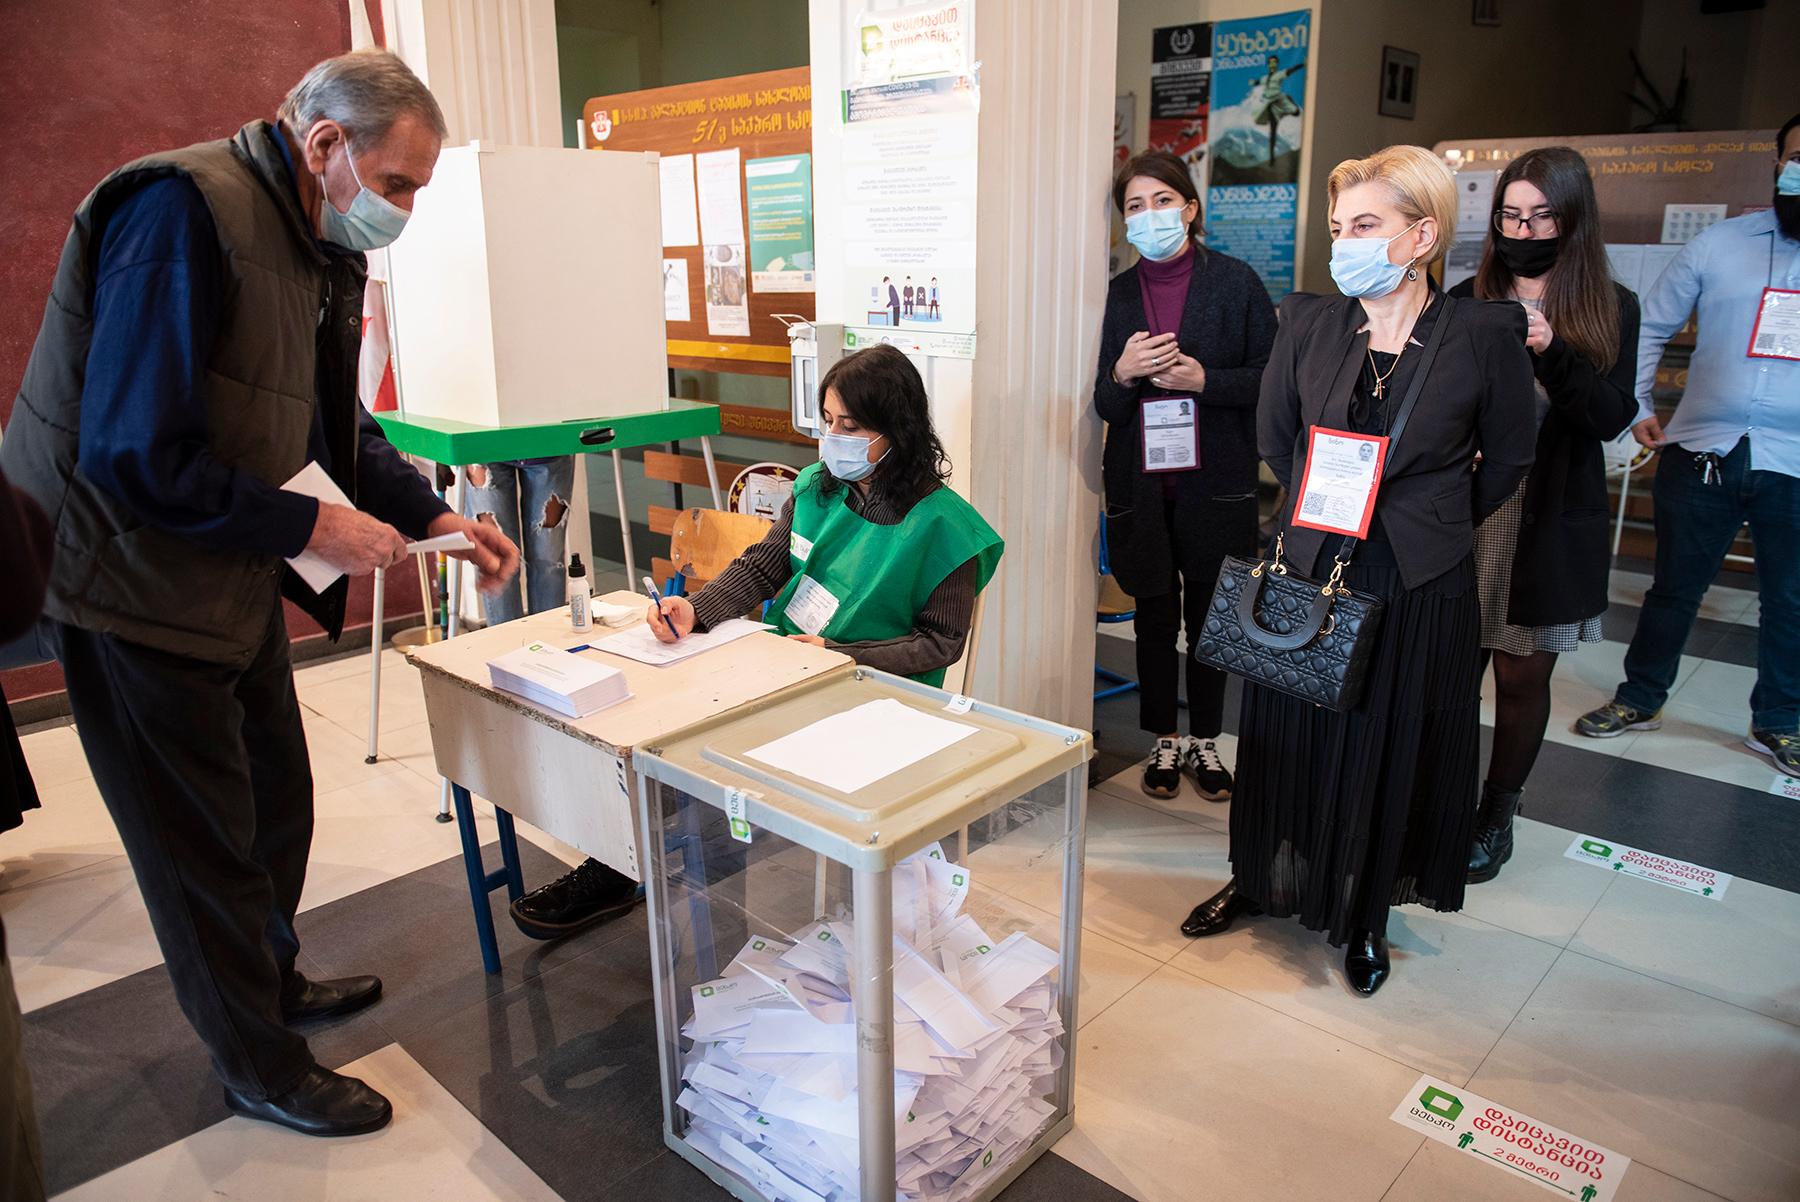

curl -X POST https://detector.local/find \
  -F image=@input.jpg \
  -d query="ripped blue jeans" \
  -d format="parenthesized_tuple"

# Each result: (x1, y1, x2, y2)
(461, 457, 575, 625)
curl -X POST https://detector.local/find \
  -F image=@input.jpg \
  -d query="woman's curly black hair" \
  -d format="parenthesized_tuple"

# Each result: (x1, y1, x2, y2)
(814, 343, 952, 506)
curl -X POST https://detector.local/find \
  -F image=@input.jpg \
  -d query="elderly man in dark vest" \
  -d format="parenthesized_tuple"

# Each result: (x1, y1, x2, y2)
(1, 50, 519, 1137)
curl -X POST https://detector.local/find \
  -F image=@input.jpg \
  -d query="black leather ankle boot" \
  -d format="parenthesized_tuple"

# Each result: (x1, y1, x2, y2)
(1467, 784, 1524, 885)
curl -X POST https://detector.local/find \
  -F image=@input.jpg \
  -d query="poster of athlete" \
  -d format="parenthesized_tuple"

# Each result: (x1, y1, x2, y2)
(1206, 10, 1310, 299)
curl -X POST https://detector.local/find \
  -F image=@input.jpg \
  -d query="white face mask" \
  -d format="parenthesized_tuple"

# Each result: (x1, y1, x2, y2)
(315, 140, 410, 250)
(1329, 219, 1423, 299)
(820, 431, 887, 482)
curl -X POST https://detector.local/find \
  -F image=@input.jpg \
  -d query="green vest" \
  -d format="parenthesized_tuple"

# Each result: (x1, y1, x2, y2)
(769, 464, 1003, 687)
(1, 121, 365, 665)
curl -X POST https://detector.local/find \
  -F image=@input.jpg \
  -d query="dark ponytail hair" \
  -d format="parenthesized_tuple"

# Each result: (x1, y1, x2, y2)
(1112, 149, 1206, 247)
(1474, 146, 1620, 371)
(816, 344, 951, 506)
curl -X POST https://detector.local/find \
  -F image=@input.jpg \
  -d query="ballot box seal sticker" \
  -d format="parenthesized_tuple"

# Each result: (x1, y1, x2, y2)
(1391, 1074, 1630, 1201)
(726, 788, 756, 843)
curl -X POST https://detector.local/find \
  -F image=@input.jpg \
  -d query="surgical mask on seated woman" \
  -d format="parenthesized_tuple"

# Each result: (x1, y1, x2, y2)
(820, 431, 888, 482)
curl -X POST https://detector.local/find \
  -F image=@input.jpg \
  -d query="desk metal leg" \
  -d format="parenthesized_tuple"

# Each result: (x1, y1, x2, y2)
(450, 782, 526, 974)
(699, 435, 725, 510)
(365, 566, 384, 764)
(611, 448, 638, 584)
(438, 468, 466, 823)
(677, 796, 719, 982)
(852, 865, 897, 1201)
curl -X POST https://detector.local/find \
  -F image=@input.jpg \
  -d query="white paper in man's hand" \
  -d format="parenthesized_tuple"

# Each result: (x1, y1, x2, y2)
(281, 462, 352, 593)
(404, 530, 473, 555)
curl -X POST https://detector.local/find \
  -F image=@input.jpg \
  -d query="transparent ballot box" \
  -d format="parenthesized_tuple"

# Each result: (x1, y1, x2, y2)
(633, 669, 1092, 1202)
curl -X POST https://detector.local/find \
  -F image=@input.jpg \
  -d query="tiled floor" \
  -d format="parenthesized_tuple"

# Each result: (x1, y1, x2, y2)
(4, 595, 1798, 1202)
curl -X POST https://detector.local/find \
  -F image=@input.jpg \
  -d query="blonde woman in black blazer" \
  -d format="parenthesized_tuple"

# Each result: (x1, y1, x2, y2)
(1181, 146, 1537, 997)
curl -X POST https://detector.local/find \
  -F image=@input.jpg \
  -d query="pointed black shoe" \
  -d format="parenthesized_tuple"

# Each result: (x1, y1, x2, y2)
(1467, 784, 1523, 885)
(1181, 878, 1262, 938)
(281, 974, 383, 1023)
(223, 1064, 393, 1137)
(1345, 929, 1390, 996)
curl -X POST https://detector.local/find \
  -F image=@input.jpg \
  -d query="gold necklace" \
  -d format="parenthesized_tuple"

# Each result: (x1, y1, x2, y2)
(1365, 348, 1403, 400)
(1365, 293, 1430, 400)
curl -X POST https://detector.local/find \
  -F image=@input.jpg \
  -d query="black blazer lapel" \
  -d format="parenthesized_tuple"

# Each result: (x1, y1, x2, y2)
(1305, 300, 1368, 430)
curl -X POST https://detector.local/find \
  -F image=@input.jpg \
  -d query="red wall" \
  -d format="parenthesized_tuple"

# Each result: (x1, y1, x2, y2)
(0, 1, 419, 704)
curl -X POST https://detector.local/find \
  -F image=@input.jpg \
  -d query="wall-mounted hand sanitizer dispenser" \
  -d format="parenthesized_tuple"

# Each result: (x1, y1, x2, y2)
(778, 317, 843, 439)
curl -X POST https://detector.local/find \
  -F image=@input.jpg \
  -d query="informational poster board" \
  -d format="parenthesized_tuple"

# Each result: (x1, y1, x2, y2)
(838, 1, 980, 360)
(584, 68, 815, 378)
(1206, 10, 1311, 301)
(1148, 23, 1211, 190)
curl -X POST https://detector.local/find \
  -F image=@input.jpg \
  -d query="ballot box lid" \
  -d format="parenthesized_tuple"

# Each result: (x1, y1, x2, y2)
(633, 668, 1090, 869)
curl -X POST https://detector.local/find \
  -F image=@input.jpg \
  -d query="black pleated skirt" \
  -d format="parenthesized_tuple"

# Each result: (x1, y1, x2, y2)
(1228, 545, 1481, 946)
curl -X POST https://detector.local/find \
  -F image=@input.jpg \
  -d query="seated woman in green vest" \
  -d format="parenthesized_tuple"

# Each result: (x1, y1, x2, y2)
(507, 344, 1004, 943)
(648, 342, 1004, 687)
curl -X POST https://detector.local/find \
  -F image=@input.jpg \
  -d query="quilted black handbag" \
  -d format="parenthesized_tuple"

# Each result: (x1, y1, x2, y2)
(1195, 295, 1457, 712)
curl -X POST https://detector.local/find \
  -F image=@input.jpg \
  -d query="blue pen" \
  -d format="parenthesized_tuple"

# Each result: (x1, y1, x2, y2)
(641, 575, 680, 641)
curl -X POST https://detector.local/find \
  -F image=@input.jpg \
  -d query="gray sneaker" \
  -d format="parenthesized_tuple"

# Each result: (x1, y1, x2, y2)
(1747, 728, 1800, 775)
(1575, 700, 1662, 738)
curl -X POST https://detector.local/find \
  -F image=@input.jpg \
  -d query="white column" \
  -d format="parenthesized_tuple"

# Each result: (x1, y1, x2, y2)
(966, 0, 1114, 730)
(809, 0, 1113, 730)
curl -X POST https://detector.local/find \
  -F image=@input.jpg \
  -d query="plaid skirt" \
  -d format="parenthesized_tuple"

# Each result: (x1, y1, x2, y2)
(1474, 477, 1605, 656)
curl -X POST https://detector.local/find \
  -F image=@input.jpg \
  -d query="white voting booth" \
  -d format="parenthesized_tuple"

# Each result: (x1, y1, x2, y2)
(633, 669, 1091, 1202)
(385, 142, 668, 425)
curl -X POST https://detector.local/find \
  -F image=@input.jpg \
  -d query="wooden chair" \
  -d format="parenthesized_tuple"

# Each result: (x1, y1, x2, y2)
(664, 507, 773, 595)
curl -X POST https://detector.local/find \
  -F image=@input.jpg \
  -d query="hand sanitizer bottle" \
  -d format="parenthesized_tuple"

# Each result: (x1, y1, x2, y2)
(568, 554, 591, 631)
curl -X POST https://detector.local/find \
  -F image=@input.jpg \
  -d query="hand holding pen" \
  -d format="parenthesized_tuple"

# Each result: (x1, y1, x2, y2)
(641, 576, 697, 645)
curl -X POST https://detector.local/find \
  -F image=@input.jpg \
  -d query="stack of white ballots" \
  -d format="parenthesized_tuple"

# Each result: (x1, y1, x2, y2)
(675, 843, 1065, 1202)
(486, 641, 629, 718)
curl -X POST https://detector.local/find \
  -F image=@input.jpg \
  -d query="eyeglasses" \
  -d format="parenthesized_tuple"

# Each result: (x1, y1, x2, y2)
(1495, 209, 1559, 236)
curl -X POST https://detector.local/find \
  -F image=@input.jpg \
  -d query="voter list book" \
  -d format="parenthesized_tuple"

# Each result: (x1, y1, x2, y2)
(675, 842, 1064, 1202)
(486, 642, 629, 718)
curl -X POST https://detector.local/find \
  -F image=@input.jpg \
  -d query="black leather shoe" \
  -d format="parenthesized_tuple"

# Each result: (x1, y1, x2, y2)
(510, 858, 641, 941)
(281, 974, 383, 1023)
(223, 1064, 393, 1137)
(1467, 784, 1523, 885)
(1345, 929, 1390, 996)
(1181, 879, 1262, 938)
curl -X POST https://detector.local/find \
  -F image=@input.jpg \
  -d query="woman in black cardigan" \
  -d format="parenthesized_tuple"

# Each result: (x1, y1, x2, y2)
(1093, 151, 1277, 802)
(1450, 147, 1639, 883)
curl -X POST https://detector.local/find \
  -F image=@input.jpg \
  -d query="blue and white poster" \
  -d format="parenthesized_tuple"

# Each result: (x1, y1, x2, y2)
(1206, 10, 1310, 300)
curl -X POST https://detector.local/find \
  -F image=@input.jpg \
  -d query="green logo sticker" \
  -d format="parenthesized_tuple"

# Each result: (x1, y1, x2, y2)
(982, 1150, 993, 1168)
(818, 931, 833, 942)
(729, 818, 750, 839)
(1581, 839, 1613, 858)
(976, 944, 990, 954)
(700, 986, 715, 997)
(952, 873, 965, 886)
(1419, 1086, 1464, 1121)
(752, 939, 766, 951)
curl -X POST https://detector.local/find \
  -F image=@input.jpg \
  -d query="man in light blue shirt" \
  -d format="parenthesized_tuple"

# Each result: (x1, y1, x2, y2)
(1577, 115, 1800, 772)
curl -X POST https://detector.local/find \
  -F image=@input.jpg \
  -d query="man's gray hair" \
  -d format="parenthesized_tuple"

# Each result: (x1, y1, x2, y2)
(278, 49, 448, 145)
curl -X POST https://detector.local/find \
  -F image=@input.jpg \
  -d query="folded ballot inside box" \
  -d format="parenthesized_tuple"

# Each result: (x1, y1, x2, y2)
(675, 842, 1064, 1202)
(487, 642, 629, 718)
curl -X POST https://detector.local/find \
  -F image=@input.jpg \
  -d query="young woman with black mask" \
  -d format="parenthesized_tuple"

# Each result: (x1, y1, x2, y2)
(1449, 147, 1640, 882)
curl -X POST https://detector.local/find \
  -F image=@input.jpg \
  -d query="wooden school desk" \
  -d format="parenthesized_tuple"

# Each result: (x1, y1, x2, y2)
(406, 591, 851, 972)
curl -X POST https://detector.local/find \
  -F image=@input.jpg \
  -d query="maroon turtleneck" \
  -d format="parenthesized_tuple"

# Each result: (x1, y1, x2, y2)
(1136, 242, 1194, 338)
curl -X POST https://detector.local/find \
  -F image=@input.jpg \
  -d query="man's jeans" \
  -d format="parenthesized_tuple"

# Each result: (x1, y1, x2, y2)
(1616, 438, 1800, 730)
(461, 457, 576, 625)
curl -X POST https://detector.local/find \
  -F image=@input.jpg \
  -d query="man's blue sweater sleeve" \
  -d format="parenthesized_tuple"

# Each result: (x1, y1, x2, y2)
(78, 176, 320, 557)
(355, 406, 448, 540)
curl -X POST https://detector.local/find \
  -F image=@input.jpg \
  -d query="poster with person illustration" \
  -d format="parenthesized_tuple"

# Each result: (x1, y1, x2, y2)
(1207, 10, 1311, 300)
